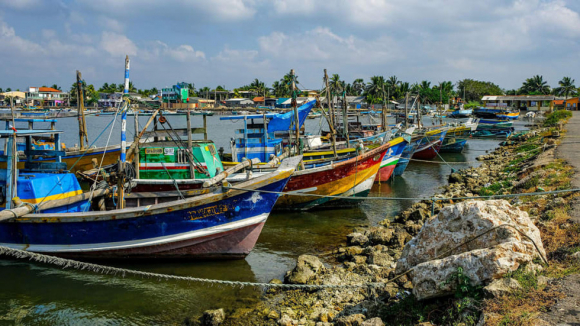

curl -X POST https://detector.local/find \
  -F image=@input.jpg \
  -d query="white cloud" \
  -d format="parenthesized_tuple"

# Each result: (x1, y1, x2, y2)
(98, 17, 124, 33)
(0, 21, 45, 55)
(258, 27, 399, 64)
(100, 32, 138, 57)
(76, 0, 256, 22)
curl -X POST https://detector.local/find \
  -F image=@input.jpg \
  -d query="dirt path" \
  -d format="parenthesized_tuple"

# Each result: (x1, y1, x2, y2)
(555, 111, 580, 223)
(540, 112, 580, 325)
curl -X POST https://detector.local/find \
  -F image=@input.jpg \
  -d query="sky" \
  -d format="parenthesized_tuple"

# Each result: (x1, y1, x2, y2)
(1, 0, 579, 93)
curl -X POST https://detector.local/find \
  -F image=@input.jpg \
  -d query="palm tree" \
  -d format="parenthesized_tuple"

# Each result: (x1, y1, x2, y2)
(556, 77, 576, 104)
(352, 79, 365, 96)
(50, 84, 61, 91)
(521, 75, 550, 95)
(364, 76, 386, 104)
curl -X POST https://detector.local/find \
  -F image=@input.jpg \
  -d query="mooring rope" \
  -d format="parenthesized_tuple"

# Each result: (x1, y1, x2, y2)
(224, 186, 580, 202)
(0, 224, 548, 290)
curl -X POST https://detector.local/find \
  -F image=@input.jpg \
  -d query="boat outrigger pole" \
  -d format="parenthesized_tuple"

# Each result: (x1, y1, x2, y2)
(76, 70, 89, 150)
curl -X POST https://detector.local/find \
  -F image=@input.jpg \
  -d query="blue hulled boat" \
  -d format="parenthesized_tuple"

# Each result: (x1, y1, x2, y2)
(440, 138, 467, 153)
(0, 128, 301, 260)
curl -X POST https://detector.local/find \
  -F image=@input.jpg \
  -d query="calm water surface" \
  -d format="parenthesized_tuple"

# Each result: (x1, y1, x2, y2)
(0, 114, 526, 324)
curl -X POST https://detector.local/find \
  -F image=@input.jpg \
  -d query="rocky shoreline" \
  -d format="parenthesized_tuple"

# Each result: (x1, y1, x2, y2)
(199, 115, 578, 326)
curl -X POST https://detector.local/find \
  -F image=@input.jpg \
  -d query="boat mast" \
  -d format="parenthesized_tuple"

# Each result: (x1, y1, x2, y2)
(291, 69, 300, 154)
(404, 92, 409, 130)
(6, 97, 17, 209)
(324, 70, 338, 158)
(76, 71, 89, 150)
(342, 89, 349, 143)
(117, 55, 130, 210)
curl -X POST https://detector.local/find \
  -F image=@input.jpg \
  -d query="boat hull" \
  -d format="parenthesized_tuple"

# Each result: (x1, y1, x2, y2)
(375, 141, 407, 183)
(440, 139, 467, 153)
(274, 143, 391, 210)
(0, 169, 294, 260)
(412, 141, 442, 159)
(394, 139, 421, 176)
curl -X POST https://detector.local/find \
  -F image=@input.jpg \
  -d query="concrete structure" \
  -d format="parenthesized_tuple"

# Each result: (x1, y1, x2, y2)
(26, 87, 69, 106)
(481, 95, 555, 112)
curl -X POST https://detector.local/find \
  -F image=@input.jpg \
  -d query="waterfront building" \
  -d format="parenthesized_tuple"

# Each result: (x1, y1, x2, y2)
(553, 97, 579, 110)
(98, 92, 142, 108)
(224, 98, 254, 107)
(481, 95, 555, 111)
(25, 87, 69, 106)
(0, 91, 26, 106)
(160, 83, 189, 104)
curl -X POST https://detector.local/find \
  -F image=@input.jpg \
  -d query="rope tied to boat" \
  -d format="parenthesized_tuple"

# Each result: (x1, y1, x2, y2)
(0, 224, 548, 291)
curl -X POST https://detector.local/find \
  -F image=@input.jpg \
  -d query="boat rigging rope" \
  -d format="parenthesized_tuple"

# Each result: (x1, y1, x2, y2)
(86, 106, 123, 209)
(158, 118, 209, 176)
(0, 224, 548, 290)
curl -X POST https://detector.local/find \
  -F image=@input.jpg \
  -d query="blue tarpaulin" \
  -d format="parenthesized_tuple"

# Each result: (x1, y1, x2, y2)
(267, 100, 315, 133)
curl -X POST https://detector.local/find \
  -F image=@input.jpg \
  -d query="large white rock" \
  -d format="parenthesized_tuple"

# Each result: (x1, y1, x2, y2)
(395, 200, 545, 300)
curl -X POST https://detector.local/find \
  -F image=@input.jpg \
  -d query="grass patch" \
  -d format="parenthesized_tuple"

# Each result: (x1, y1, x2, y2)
(543, 110, 572, 127)
(483, 266, 563, 326)
(515, 143, 540, 153)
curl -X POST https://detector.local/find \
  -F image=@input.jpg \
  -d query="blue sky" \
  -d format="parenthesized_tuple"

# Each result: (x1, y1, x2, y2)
(1, 0, 579, 92)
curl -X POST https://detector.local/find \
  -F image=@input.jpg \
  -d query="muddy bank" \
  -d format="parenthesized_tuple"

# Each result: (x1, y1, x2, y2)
(205, 120, 578, 326)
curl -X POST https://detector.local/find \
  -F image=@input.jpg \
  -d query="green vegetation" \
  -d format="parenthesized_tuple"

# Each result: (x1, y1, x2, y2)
(456, 79, 503, 103)
(543, 110, 573, 127)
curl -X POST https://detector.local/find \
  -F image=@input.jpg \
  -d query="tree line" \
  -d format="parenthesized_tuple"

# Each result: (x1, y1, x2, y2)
(2, 74, 578, 106)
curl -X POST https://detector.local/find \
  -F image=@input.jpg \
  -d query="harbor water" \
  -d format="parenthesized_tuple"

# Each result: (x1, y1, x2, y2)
(0, 114, 524, 325)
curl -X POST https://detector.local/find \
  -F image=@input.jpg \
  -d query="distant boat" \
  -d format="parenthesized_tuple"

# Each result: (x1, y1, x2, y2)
(496, 110, 520, 120)
(440, 138, 467, 153)
(449, 108, 473, 118)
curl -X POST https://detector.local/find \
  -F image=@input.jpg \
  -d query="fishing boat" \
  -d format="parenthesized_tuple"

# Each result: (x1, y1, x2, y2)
(478, 119, 512, 126)
(0, 120, 300, 260)
(440, 138, 467, 153)
(271, 141, 393, 210)
(221, 101, 315, 163)
(449, 108, 473, 118)
(412, 129, 448, 160)
(472, 129, 512, 139)
(496, 110, 520, 120)
(473, 107, 502, 118)
(374, 137, 408, 182)
(393, 136, 422, 176)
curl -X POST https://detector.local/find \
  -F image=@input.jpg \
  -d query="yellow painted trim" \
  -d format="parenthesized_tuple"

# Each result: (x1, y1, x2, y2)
(20, 190, 83, 204)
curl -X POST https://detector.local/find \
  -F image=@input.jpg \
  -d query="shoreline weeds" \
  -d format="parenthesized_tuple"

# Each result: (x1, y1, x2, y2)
(214, 116, 577, 326)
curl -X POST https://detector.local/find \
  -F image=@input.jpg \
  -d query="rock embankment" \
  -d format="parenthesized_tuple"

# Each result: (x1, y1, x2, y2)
(395, 200, 545, 300)
(213, 125, 575, 325)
